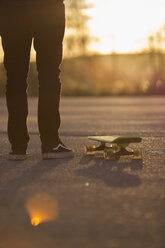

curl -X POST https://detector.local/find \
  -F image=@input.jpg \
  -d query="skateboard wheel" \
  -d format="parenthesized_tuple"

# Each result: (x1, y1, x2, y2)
(112, 143, 121, 153)
(94, 151, 104, 158)
(104, 148, 116, 160)
(85, 144, 96, 155)
(133, 148, 142, 159)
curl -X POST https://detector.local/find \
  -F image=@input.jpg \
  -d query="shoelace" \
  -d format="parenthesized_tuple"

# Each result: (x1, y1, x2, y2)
(52, 143, 66, 151)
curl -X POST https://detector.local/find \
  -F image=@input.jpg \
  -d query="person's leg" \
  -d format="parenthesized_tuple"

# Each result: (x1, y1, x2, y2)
(33, 1, 65, 152)
(1, 6, 32, 155)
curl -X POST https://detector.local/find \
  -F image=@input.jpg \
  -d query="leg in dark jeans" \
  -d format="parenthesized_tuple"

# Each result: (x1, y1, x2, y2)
(32, 2, 65, 152)
(1, 7, 32, 153)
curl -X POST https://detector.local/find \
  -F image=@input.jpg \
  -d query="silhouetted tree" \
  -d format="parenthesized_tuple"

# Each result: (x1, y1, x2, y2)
(65, 0, 91, 57)
(147, 24, 165, 94)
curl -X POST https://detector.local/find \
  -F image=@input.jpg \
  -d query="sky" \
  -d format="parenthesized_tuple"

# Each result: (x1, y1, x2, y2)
(87, 0, 165, 53)
(0, 0, 165, 61)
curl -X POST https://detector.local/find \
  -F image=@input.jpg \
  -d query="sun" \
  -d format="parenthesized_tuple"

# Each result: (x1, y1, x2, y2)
(87, 0, 165, 53)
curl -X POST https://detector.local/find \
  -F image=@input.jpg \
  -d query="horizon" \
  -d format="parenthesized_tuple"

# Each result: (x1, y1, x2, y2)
(0, 44, 165, 64)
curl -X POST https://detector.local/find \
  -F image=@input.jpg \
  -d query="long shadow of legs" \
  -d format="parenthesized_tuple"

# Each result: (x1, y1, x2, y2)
(0, 158, 74, 191)
(0, 158, 74, 222)
(0, 157, 74, 205)
(76, 156, 143, 188)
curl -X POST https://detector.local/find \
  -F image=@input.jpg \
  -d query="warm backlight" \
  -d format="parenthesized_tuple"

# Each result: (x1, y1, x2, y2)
(87, 0, 165, 53)
(31, 217, 40, 226)
(26, 193, 59, 226)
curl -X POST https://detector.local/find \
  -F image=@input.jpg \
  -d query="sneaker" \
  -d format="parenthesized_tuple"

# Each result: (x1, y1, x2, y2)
(42, 142, 74, 160)
(9, 151, 27, 161)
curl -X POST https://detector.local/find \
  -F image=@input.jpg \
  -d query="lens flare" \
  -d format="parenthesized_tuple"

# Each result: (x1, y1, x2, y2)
(25, 193, 59, 226)
(31, 217, 40, 226)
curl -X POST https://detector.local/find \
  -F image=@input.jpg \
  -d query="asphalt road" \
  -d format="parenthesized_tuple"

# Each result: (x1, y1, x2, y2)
(0, 97, 165, 248)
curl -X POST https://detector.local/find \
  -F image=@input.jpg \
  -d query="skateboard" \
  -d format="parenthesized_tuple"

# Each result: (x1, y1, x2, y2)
(85, 136, 142, 160)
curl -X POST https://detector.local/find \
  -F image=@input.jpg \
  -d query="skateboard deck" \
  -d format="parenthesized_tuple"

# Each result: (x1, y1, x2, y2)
(88, 136, 142, 144)
(85, 136, 142, 160)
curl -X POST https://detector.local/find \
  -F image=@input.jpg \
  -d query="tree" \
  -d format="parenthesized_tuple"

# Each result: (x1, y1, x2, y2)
(64, 0, 91, 57)
(147, 24, 165, 94)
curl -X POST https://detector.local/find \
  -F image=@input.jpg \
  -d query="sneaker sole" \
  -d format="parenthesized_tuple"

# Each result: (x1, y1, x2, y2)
(9, 154, 27, 161)
(42, 151, 75, 160)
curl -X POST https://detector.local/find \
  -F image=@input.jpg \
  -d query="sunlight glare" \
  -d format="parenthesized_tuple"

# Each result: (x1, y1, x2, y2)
(31, 217, 40, 226)
(0, 0, 165, 60)
(87, 0, 165, 53)
(26, 193, 59, 226)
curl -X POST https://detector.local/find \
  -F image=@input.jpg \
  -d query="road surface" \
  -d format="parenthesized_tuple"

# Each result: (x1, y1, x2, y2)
(0, 97, 165, 248)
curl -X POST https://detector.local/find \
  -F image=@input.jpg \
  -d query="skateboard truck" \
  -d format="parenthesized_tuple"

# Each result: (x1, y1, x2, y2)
(85, 142, 112, 155)
(85, 136, 142, 160)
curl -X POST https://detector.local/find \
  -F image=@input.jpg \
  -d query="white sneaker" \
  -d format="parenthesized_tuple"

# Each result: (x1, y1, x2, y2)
(9, 152, 27, 161)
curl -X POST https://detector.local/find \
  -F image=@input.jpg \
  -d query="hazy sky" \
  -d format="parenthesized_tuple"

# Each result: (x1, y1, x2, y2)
(0, 0, 165, 61)
(87, 0, 165, 53)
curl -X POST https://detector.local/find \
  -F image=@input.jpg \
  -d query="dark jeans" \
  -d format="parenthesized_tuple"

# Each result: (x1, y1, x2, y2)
(0, 2, 65, 152)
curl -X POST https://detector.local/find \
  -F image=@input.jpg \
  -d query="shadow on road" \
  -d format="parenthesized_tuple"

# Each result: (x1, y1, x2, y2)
(0, 158, 73, 192)
(76, 156, 143, 188)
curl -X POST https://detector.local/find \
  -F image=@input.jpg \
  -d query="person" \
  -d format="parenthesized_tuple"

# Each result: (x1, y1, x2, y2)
(0, 0, 74, 160)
